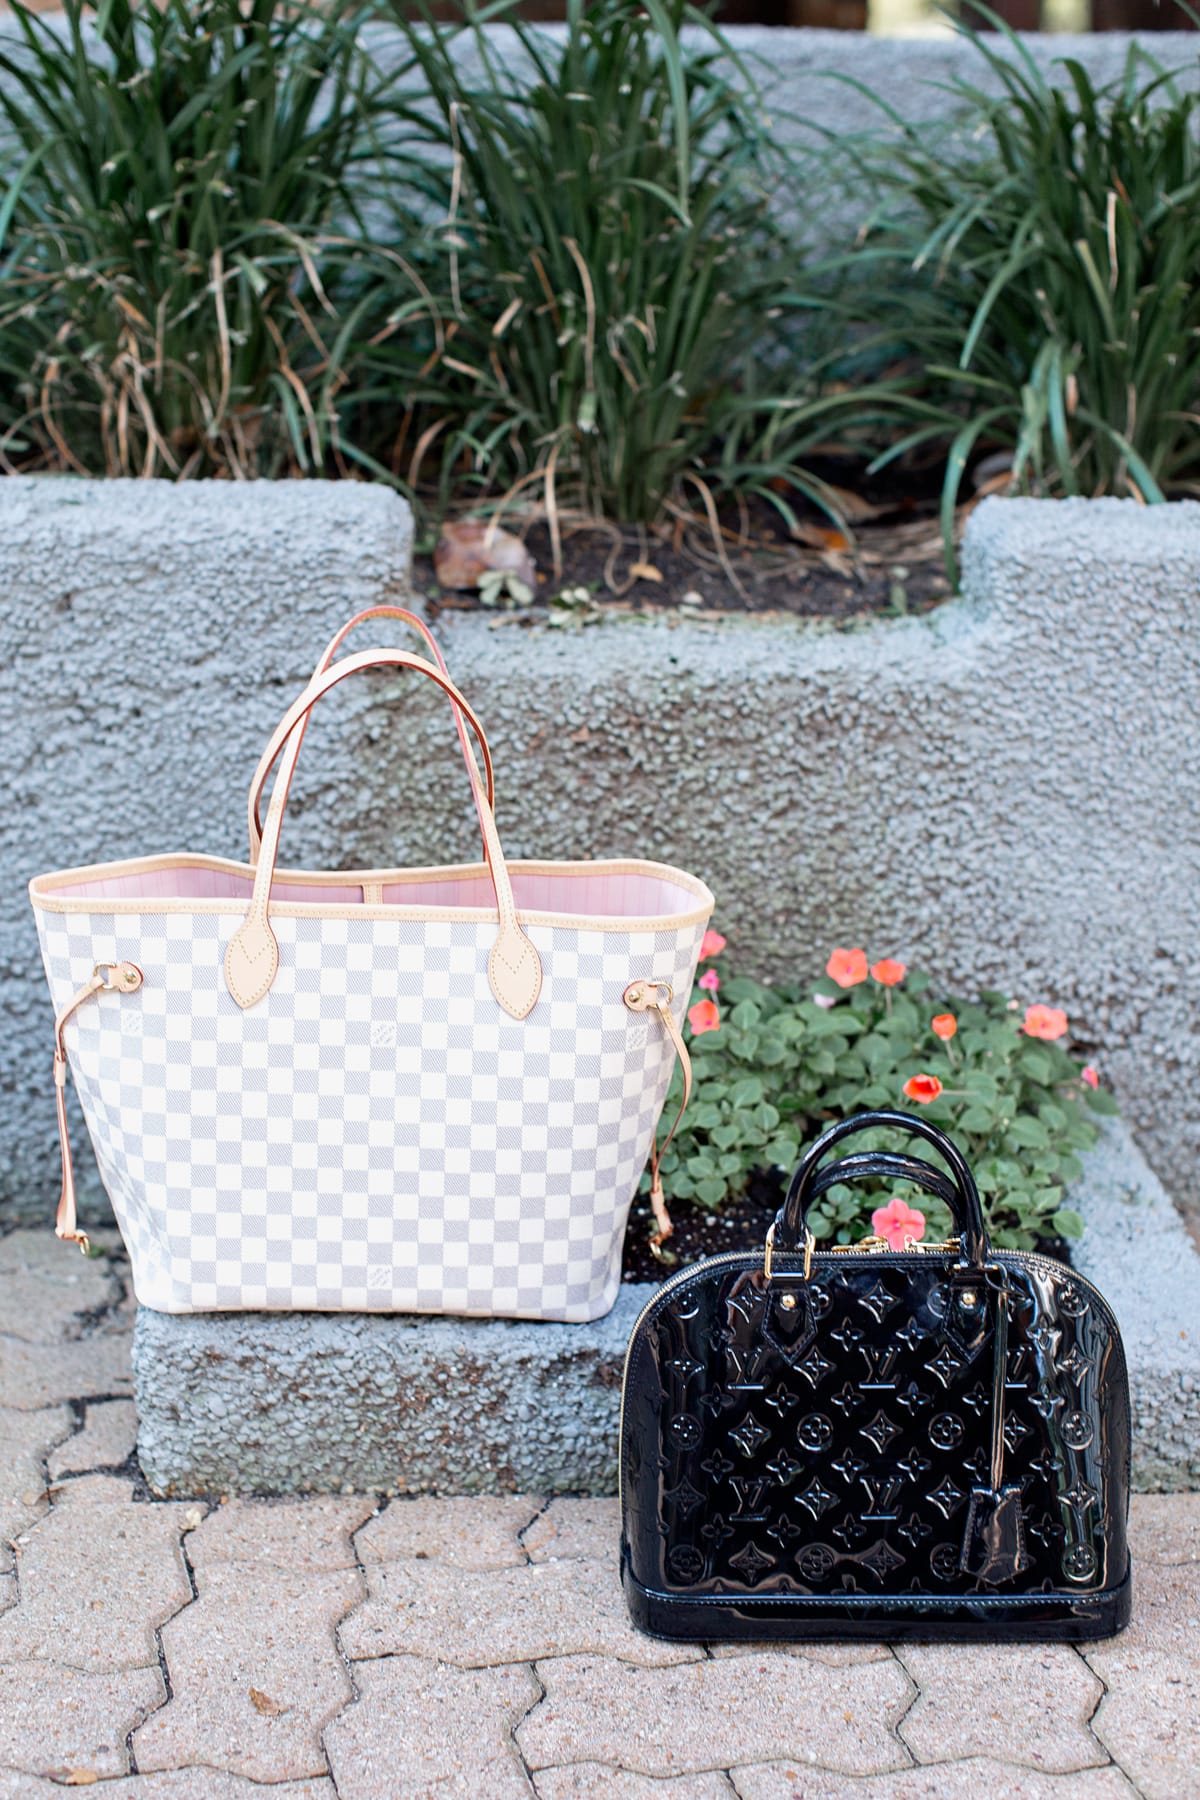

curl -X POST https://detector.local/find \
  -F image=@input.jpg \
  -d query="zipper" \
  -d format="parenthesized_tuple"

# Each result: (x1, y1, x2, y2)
(616, 1245, 1123, 1511)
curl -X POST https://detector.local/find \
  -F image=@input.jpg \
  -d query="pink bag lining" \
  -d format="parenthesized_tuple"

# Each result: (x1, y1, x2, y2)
(51, 863, 697, 919)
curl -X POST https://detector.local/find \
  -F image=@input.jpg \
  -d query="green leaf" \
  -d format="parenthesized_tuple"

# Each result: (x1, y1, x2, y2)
(694, 1178, 728, 1208)
(1051, 1207, 1085, 1240)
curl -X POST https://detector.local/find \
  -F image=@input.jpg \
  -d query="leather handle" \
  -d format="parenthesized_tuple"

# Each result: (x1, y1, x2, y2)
(804, 1151, 962, 1210)
(224, 649, 541, 1021)
(247, 606, 494, 861)
(776, 1109, 989, 1267)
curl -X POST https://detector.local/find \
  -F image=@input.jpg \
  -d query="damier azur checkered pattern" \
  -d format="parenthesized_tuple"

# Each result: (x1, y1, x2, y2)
(36, 907, 708, 1320)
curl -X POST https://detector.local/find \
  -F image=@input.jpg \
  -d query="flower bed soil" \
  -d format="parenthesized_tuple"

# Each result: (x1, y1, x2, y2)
(620, 1177, 1072, 1285)
(418, 467, 957, 621)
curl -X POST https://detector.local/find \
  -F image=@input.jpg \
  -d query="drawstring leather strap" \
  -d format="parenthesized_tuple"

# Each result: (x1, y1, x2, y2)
(624, 980, 693, 1257)
(52, 962, 143, 1254)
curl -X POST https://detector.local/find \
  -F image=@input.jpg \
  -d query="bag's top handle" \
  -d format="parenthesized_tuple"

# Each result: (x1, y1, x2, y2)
(774, 1109, 989, 1268)
(246, 606, 493, 861)
(223, 648, 542, 1020)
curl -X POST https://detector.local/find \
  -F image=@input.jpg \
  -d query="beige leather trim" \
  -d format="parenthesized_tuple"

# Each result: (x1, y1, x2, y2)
(230, 647, 541, 1015)
(248, 605, 494, 862)
(223, 915, 280, 1010)
(30, 855, 715, 932)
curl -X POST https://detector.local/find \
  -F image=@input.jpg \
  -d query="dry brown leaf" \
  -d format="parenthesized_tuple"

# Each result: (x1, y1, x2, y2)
(628, 561, 663, 583)
(434, 520, 536, 593)
(249, 1687, 290, 1718)
(59, 1774, 99, 1788)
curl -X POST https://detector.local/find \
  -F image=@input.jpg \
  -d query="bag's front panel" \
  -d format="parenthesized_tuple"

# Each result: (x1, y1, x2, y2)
(623, 1252, 1129, 1627)
(38, 906, 707, 1318)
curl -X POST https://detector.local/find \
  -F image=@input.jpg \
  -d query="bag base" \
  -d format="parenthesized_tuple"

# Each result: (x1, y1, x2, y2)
(622, 1553, 1132, 1643)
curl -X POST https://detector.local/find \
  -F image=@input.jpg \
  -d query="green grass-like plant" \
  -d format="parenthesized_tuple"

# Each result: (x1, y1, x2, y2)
(0, 0, 383, 477)
(833, 25, 1200, 557)
(366, 0, 854, 542)
(652, 943, 1116, 1253)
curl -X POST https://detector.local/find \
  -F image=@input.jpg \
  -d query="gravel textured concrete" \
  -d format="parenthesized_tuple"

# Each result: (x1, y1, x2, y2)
(131, 1117, 1199, 1497)
(132, 1282, 643, 1498)
(6, 484, 1200, 1234)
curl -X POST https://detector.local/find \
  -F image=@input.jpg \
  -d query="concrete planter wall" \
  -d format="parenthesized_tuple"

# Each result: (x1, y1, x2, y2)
(3, 480, 1197, 1223)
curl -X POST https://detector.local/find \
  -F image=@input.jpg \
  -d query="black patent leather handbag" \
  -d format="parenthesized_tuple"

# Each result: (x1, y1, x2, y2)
(620, 1110, 1131, 1641)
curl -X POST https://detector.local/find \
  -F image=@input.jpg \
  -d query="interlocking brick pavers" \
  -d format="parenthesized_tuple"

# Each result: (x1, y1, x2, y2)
(0, 1401, 72, 1563)
(895, 1644, 1107, 1773)
(731, 1759, 1141, 1798)
(0, 1332, 134, 1411)
(324, 1654, 541, 1800)
(0, 1660, 164, 1780)
(197, 1497, 374, 1573)
(516, 1653, 913, 1779)
(1086, 1543, 1200, 1799)
(535, 1768, 737, 1798)
(342, 1552, 703, 1669)
(0, 1473, 192, 1669)
(0, 1230, 122, 1343)
(48, 1398, 138, 1478)
(0, 1770, 337, 1798)
(132, 1499, 371, 1783)
(355, 1493, 542, 1569)
(523, 1497, 621, 1566)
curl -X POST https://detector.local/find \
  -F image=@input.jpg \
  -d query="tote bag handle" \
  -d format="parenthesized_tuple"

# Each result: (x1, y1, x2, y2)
(224, 649, 542, 1020)
(246, 606, 493, 860)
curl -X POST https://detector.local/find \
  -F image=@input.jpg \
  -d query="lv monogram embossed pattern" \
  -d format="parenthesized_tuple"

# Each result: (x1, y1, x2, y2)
(621, 1251, 1131, 1640)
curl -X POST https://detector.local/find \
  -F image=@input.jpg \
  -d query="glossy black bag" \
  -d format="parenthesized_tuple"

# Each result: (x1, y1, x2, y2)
(620, 1111, 1131, 1641)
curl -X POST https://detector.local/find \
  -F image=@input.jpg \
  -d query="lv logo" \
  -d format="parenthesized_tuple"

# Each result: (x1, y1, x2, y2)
(859, 1342, 901, 1390)
(729, 1477, 770, 1521)
(859, 1473, 904, 1521)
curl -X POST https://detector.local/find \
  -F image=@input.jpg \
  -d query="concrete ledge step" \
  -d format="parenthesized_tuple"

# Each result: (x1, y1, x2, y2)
(134, 1120, 1199, 1497)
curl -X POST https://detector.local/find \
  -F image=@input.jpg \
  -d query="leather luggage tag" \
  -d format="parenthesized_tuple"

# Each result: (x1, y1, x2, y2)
(960, 1484, 1029, 1585)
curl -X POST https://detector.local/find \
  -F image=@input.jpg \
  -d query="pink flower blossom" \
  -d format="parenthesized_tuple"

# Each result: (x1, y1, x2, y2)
(871, 1197, 927, 1251)
(1081, 1065, 1099, 1089)
(698, 969, 720, 993)
(700, 930, 727, 960)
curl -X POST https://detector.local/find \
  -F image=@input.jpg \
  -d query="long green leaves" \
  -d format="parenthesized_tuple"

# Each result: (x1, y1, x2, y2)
(834, 26, 1200, 551)
(364, 0, 837, 533)
(0, 0, 384, 477)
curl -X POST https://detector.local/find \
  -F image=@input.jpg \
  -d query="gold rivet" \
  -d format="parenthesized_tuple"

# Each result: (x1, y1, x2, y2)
(961, 1289, 978, 1309)
(779, 1293, 797, 1311)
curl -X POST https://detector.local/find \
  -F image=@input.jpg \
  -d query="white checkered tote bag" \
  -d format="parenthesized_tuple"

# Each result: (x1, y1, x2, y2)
(31, 608, 713, 1321)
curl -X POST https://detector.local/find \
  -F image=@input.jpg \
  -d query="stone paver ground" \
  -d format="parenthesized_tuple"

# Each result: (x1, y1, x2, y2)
(1, 1230, 1196, 1799)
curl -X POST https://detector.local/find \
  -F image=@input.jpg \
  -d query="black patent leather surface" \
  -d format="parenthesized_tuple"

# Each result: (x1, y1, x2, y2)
(621, 1248, 1131, 1640)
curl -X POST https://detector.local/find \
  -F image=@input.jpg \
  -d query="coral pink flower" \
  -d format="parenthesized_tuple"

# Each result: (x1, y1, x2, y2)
(931, 1013, 957, 1040)
(870, 958, 906, 986)
(700, 930, 726, 960)
(826, 947, 868, 988)
(902, 1073, 943, 1105)
(871, 1197, 927, 1251)
(1081, 1065, 1099, 1089)
(688, 998, 720, 1036)
(698, 969, 720, 993)
(1023, 1004, 1068, 1041)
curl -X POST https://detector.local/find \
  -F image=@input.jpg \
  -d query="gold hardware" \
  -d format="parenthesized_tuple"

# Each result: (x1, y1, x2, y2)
(623, 978, 674, 1013)
(779, 1293, 797, 1311)
(960, 1288, 979, 1309)
(764, 1223, 814, 1281)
